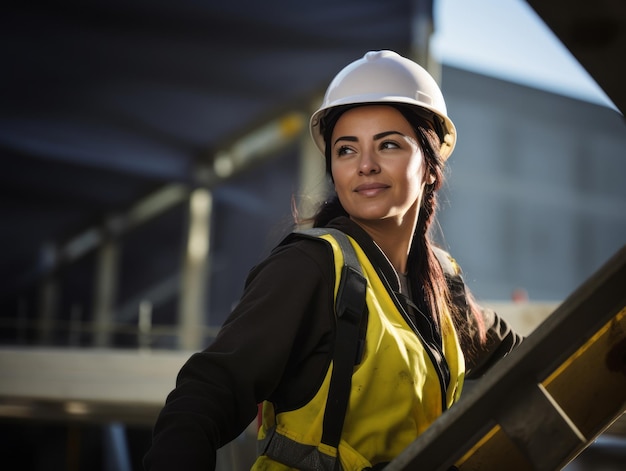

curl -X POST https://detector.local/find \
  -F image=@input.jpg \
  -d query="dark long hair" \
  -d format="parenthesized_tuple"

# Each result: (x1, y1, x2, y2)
(309, 103, 486, 351)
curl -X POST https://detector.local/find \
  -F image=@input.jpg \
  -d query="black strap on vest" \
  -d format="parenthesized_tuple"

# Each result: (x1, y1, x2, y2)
(297, 228, 368, 452)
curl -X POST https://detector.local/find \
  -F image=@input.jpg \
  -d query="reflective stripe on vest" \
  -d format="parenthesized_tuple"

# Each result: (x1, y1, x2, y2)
(253, 232, 465, 471)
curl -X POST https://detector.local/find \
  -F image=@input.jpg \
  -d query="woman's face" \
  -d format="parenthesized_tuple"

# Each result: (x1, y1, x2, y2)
(330, 105, 431, 226)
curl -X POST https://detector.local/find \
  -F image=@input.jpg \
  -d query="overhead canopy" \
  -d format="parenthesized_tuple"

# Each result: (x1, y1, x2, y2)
(1, 0, 624, 294)
(526, 0, 626, 114)
(0, 0, 416, 289)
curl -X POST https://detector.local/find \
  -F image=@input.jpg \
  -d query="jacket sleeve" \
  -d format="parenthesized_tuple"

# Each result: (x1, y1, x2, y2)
(463, 303, 524, 378)
(143, 239, 336, 471)
(435, 248, 524, 379)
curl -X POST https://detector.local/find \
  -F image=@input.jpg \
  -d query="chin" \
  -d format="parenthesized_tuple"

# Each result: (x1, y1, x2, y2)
(351, 212, 395, 223)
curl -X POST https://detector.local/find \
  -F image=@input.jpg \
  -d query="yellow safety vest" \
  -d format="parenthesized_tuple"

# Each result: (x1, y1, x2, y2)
(253, 230, 465, 471)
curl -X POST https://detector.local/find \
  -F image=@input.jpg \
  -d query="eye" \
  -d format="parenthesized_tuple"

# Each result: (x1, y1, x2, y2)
(380, 140, 400, 150)
(335, 145, 355, 157)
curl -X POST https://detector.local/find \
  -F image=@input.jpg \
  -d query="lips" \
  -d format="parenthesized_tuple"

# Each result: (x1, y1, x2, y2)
(354, 182, 389, 196)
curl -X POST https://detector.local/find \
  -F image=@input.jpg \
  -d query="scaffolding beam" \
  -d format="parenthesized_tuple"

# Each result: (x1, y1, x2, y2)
(387, 245, 626, 470)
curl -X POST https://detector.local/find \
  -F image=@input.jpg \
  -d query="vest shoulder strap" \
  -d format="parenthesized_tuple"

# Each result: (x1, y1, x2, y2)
(293, 228, 368, 451)
(294, 227, 362, 275)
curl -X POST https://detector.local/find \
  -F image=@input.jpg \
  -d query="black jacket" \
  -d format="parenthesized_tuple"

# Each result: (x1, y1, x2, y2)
(144, 217, 522, 470)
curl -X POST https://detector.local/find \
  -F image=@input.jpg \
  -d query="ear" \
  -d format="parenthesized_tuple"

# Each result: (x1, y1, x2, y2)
(426, 172, 436, 185)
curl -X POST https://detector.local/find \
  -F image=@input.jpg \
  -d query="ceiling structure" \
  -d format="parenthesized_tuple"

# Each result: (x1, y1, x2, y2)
(0, 0, 416, 293)
(1, 0, 624, 298)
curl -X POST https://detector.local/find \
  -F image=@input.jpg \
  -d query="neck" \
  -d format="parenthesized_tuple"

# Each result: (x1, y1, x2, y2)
(352, 216, 417, 275)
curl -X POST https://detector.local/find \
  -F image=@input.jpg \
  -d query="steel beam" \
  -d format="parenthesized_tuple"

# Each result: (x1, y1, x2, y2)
(387, 244, 626, 470)
(526, 0, 626, 114)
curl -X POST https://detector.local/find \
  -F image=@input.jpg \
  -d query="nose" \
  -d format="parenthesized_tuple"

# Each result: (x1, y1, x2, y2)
(358, 149, 380, 175)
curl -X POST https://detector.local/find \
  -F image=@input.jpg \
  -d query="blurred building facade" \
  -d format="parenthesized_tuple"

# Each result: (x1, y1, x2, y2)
(439, 67, 626, 303)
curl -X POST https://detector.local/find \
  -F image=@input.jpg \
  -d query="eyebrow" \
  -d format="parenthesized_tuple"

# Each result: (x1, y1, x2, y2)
(333, 130, 405, 147)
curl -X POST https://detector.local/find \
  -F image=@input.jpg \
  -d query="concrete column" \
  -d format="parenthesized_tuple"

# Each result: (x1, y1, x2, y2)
(137, 300, 153, 351)
(177, 188, 212, 350)
(93, 239, 119, 348)
(297, 97, 329, 226)
(410, 0, 441, 80)
(37, 275, 58, 345)
(37, 242, 58, 345)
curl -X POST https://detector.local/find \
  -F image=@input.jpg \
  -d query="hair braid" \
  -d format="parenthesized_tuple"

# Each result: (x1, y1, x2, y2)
(412, 125, 449, 331)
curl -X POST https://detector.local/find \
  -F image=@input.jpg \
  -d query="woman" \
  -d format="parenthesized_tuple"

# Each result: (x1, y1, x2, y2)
(144, 50, 522, 471)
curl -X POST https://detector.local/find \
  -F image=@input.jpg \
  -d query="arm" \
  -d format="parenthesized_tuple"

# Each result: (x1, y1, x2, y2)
(438, 250, 523, 380)
(464, 303, 524, 379)
(144, 239, 336, 471)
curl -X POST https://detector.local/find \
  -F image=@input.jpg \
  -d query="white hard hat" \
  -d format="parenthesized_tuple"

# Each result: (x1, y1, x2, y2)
(310, 50, 456, 160)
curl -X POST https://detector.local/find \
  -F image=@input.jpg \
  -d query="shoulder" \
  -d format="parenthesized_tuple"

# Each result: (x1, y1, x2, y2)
(245, 230, 336, 288)
(274, 229, 337, 262)
(432, 246, 462, 277)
